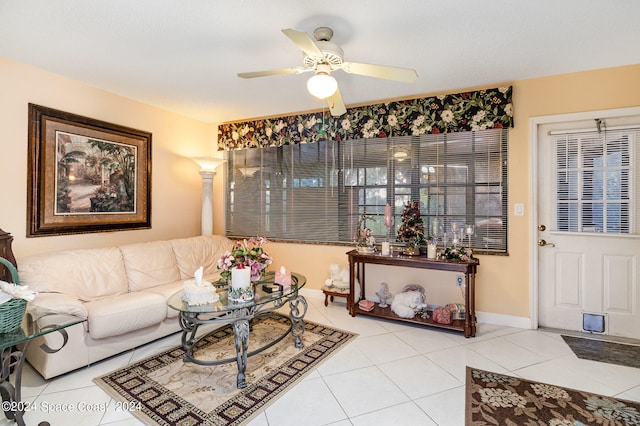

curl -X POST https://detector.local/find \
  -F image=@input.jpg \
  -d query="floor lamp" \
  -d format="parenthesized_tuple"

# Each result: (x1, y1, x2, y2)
(191, 157, 225, 236)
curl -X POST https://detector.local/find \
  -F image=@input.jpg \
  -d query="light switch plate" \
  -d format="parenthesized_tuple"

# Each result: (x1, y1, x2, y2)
(514, 203, 525, 216)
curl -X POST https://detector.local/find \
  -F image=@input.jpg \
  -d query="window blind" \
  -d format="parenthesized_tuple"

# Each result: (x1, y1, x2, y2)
(226, 140, 341, 243)
(225, 128, 509, 252)
(554, 127, 639, 234)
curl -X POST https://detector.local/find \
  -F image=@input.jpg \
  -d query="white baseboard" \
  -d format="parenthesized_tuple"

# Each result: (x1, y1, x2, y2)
(476, 311, 532, 329)
(300, 288, 532, 329)
(300, 288, 324, 300)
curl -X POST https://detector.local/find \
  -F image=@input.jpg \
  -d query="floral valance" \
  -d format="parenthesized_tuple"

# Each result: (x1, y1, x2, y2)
(218, 86, 513, 150)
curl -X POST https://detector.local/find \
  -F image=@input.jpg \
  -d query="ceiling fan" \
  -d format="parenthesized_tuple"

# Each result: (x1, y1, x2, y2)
(237, 27, 418, 117)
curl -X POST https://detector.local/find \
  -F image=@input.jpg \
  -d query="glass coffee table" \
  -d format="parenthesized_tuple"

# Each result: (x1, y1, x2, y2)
(0, 307, 86, 426)
(167, 271, 307, 389)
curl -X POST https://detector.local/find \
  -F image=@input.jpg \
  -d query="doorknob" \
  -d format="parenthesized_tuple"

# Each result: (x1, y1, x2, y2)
(538, 224, 546, 231)
(538, 239, 555, 247)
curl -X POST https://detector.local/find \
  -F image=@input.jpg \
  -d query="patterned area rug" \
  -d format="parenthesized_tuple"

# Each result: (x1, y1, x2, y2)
(466, 367, 640, 425)
(562, 335, 640, 369)
(95, 314, 357, 426)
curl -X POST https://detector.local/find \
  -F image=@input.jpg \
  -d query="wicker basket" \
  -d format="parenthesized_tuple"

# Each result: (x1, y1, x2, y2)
(0, 297, 27, 333)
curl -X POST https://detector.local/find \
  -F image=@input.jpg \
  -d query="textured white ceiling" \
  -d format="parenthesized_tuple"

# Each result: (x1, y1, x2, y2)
(1, 0, 638, 123)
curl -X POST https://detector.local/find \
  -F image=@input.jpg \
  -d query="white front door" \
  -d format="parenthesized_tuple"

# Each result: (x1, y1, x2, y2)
(535, 112, 640, 338)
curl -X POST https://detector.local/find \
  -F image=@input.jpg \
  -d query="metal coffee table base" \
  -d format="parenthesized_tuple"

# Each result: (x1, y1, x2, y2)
(0, 324, 76, 426)
(178, 295, 308, 389)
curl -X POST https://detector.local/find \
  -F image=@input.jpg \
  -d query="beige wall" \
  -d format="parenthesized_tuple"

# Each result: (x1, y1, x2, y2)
(2, 54, 639, 323)
(0, 57, 222, 257)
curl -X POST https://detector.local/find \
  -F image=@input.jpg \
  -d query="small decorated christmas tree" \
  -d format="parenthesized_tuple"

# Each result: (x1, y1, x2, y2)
(396, 201, 425, 246)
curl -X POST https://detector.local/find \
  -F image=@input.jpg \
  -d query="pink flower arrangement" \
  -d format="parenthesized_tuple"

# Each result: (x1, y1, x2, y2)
(217, 236, 273, 282)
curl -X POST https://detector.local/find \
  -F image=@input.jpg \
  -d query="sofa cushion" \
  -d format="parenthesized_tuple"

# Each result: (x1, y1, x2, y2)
(119, 240, 181, 292)
(142, 280, 184, 319)
(84, 292, 166, 339)
(170, 235, 233, 280)
(18, 247, 128, 302)
(31, 293, 88, 319)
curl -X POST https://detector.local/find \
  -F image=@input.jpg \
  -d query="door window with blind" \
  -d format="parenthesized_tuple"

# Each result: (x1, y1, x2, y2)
(553, 127, 638, 234)
(225, 127, 508, 253)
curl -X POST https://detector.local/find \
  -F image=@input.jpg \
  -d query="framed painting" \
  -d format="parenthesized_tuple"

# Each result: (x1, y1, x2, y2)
(27, 104, 152, 237)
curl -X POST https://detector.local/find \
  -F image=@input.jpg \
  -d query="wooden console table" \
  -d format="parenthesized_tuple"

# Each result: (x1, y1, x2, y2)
(347, 249, 479, 337)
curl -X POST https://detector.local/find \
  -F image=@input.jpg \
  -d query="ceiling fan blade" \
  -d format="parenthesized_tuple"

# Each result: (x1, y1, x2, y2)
(341, 62, 418, 83)
(237, 67, 308, 79)
(281, 28, 324, 59)
(328, 88, 347, 117)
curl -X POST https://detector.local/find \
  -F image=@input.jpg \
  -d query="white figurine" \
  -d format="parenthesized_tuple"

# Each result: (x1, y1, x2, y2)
(391, 285, 427, 318)
(326, 263, 349, 289)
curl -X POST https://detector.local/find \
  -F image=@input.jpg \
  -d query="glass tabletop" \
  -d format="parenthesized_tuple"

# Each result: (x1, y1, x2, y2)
(0, 306, 86, 350)
(168, 271, 306, 314)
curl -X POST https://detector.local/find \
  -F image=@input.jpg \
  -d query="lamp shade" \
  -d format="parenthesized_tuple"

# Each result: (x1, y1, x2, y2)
(191, 157, 225, 171)
(307, 73, 338, 99)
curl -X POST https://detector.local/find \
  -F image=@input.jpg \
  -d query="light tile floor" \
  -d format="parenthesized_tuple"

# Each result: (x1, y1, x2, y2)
(4, 291, 640, 426)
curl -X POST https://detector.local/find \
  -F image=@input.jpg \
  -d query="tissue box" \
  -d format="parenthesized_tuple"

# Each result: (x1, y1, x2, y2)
(275, 270, 292, 289)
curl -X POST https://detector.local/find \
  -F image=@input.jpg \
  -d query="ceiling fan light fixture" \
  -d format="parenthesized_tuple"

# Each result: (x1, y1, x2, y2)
(307, 73, 338, 99)
(394, 151, 408, 161)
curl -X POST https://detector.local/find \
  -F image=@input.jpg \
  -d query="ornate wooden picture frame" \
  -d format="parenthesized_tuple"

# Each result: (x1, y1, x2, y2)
(27, 104, 152, 237)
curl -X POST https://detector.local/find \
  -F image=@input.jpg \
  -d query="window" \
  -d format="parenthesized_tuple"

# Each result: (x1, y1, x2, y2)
(554, 129, 637, 234)
(225, 128, 508, 253)
(226, 140, 341, 242)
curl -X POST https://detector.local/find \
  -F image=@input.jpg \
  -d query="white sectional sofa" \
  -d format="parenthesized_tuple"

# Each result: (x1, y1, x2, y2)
(17, 235, 233, 379)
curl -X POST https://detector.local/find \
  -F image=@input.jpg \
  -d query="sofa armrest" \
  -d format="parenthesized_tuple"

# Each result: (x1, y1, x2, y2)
(30, 293, 88, 319)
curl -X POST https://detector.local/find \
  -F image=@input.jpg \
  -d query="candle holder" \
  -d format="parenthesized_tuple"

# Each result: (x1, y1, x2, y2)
(450, 223, 463, 248)
(430, 218, 444, 248)
(431, 217, 440, 238)
(465, 224, 475, 247)
(384, 221, 393, 242)
(450, 231, 462, 248)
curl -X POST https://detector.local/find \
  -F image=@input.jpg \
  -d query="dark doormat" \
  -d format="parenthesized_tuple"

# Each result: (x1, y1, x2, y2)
(562, 335, 640, 369)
